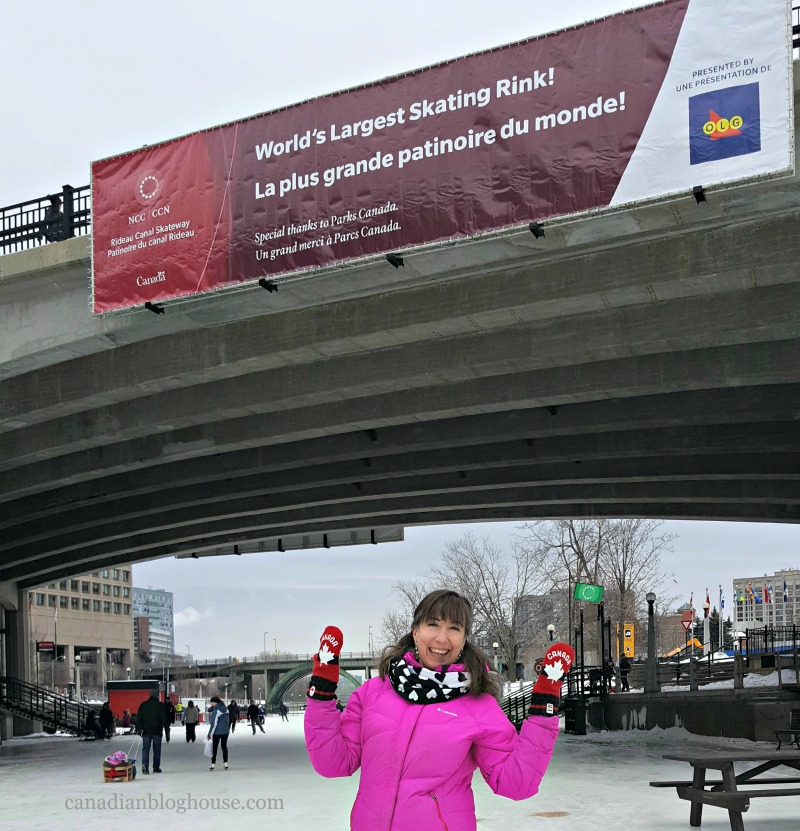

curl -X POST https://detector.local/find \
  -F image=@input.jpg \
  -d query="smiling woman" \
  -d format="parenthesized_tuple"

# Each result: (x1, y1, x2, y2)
(304, 589, 571, 831)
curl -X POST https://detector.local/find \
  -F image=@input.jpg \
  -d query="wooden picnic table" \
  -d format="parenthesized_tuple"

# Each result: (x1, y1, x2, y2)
(650, 749, 800, 831)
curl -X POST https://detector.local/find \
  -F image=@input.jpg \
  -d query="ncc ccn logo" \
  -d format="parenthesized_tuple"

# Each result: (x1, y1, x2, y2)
(689, 82, 761, 165)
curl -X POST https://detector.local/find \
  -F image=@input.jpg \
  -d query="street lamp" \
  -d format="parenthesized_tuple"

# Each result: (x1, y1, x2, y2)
(126, 666, 131, 680)
(263, 631, 269, 705)
(74, 654, 82, 700)
(645, 592, 660, 693)
(492, 642, 499, 672)
(368, 625, 373, 655)
(273, 637, 277, 654)
(702, 592, 711, 657)
(547, 624, 555, 642)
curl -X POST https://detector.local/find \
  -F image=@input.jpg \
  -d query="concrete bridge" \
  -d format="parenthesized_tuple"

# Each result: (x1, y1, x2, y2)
(2, 53, 800, 697)
(141, 652, 378, 707)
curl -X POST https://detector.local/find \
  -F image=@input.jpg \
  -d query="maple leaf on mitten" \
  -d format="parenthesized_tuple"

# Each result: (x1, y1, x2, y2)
(307, 626, 343, 701)
(529, 642, 574, 718)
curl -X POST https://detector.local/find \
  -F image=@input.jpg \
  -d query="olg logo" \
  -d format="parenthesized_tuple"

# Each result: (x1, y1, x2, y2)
(702, 113, 744, 139)
(689, 82, 761, 165)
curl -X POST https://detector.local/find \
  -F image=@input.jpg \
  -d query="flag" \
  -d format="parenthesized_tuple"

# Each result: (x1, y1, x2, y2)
(705, 588, 710, 610)
(748, 584, 763, 604)
(719, 585, 725, 611)
(763, 581, 770, 604)
(784, 580, 789, 603)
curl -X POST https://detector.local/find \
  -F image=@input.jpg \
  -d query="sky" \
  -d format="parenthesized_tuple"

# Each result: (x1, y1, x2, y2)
(4, 1, 799, 658)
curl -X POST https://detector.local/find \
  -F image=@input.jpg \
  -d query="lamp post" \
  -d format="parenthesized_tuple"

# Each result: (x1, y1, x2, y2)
(702, 592, 711, 657)
(264, 632, 269, 701)
(645, 592, 660, 693)
(547, 623, 555, 642)
(492, 642, 499, 672)
(74, 654, 82, 701)
(273, 637, 277, 654)
(126, 666, 131, 680)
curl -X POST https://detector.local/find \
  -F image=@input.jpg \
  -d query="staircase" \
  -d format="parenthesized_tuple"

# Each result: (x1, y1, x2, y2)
(0, 676, 94, 736)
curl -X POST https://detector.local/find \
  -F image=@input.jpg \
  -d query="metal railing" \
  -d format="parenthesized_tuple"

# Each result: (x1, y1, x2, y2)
(0, 184, 91, 254)
(0, 675, 94, 736)
(745, 625, 800, 656)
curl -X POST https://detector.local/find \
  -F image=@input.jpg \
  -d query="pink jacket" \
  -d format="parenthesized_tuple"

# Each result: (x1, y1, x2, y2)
(305, 676, 559, 831)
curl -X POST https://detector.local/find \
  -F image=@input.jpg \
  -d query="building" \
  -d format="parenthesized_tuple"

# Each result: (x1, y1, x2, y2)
(28, 565, 135, 697)
(732, 568, 800, 628)
(133, 587, 174, 662)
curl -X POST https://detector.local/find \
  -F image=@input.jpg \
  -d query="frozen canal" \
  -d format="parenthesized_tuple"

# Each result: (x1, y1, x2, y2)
(1, 715, 798, 830)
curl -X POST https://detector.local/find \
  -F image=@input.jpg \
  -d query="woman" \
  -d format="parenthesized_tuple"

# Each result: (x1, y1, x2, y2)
(183, 699, 200, 742)
(206, 695, 230, 770)
(304, 589, 573, 831)
(121, 708, 134, 734)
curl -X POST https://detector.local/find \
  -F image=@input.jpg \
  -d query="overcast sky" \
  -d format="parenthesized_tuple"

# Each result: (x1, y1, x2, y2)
(5, 2, 799, 658)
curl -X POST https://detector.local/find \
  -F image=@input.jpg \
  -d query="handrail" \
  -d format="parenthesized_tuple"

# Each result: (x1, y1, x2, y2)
(0, 675, 94, 735)
(0, 184, 91, 255)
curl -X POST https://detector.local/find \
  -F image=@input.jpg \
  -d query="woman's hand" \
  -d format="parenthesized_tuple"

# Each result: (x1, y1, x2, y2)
(529, 642, 574, 717)
(307, 626, 344, 701)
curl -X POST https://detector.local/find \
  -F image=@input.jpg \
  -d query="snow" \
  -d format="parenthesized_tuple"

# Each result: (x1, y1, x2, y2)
(2, 715, 799, 830)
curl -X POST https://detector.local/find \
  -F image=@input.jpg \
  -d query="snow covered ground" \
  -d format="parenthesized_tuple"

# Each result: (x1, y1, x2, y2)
(1, 714, 799, 830)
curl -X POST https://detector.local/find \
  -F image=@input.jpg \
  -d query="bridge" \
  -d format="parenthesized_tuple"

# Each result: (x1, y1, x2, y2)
(2, 20, 800, 731)
(140, 651, 379, 708)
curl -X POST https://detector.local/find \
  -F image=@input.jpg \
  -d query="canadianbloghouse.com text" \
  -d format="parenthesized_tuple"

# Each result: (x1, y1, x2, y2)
(65, 793, 284, 813)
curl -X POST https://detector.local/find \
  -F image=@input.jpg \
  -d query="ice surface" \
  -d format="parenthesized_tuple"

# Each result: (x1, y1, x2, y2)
(1, 714, 799, 830)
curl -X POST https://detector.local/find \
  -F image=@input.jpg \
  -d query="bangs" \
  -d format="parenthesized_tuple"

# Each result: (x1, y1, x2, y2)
(413, 590, 472, 634)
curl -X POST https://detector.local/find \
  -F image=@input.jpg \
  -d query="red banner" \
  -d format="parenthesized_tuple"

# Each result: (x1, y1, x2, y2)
(91, 0, 792, 313)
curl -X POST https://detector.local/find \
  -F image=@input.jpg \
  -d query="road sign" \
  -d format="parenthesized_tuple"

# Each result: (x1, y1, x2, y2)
(574, 582, 604, 603)
(36, 640, 55, 652)
(681, 620, 692, 632)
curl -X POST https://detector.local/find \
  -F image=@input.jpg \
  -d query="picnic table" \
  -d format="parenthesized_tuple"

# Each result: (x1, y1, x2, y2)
(650, 749, 800, 831)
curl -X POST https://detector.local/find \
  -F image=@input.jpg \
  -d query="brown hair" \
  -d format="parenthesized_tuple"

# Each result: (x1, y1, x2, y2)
(379, 589, 502, 698)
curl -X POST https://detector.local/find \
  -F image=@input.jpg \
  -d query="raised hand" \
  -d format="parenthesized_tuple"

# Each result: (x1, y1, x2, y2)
(528, 642, 574, 718)
(308, 626, 344, 701)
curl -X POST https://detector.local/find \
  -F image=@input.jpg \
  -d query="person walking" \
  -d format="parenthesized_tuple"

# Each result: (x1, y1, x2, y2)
(206, 695, 230, 770)
(183, 699, 200, 742)
(278, 702, 289, 722)
(228, 699, 240, 732)
(136, 689, 167, 774)
(619, 655, 631, 692)
(247, 699, 265, 734)
(162, 697, 176, 743)
(305, 589, 572, 830)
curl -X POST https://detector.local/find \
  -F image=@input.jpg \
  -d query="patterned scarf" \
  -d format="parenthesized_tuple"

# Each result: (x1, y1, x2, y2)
(388, 652, 471, 704)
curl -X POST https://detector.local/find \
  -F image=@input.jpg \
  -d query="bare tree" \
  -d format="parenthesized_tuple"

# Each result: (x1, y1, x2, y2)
(378, 578, 432, 647)
(517, 519, 678, 659)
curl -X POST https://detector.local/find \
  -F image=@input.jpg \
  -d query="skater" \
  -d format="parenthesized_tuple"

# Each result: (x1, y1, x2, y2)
(206, 695, 230, 770)
(136, 689, 167, 774)
(122, 708, 134, 734)
(85, 709, 104, 741)
(258, 703, 266, 726)
(228, 699, 240, 732)
(619, 655, 631, 692)
(305, 589, 572, 830)
(247, 699, 265, 734)
(162, 697, 176, 742)
(278, 702, 289, 722)
(183, 699, 200, 742)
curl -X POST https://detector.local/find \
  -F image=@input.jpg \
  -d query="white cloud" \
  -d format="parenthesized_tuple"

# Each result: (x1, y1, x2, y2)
(174, 606, 215, 626)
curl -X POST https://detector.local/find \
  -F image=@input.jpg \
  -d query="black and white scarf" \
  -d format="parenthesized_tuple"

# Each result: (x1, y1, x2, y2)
(388, 652, 471, 704)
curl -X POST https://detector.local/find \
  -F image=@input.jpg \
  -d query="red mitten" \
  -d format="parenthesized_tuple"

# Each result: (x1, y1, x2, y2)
(528, 642, 574, 717)
(307, 626, 343, 701)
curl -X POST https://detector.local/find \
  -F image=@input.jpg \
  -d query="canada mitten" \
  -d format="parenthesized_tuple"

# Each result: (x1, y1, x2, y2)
(529, 642, 574, 717)
(307, 626, 344, 701)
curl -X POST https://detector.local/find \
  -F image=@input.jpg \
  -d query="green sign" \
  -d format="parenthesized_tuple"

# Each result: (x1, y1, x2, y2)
(574, 582, 604, 603)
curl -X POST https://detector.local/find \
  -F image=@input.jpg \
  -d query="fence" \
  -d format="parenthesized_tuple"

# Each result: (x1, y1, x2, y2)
(0, 184, 91, 254)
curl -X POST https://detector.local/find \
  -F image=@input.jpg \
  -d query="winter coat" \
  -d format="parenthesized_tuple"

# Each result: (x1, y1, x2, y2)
(98, 705, 115, 732)
(136, 697, 166, 736)
(305, 675, 558, 831)
(207, 702, 230, 736)
(247, 703, 260, 722)
(183, 705, 200, 725)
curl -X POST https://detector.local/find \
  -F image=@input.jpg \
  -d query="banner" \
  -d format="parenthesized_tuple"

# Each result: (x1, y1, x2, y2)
(90, 0, 793, 313)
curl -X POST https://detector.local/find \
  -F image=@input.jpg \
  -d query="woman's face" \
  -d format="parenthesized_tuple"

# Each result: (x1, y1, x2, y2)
(412, 616, 467, 670)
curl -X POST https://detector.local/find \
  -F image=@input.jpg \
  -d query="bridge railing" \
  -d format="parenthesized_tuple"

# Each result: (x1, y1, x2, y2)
(0, 184, 91, 255)
(188, 651, 378, 667)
